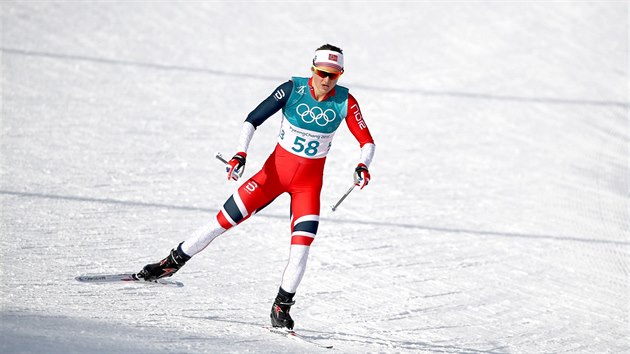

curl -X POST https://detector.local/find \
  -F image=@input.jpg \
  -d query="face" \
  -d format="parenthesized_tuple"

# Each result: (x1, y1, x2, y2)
(311, 65, 343, 97)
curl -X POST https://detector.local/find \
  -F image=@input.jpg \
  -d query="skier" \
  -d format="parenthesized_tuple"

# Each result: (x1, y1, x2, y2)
(138, 44, 375, 330)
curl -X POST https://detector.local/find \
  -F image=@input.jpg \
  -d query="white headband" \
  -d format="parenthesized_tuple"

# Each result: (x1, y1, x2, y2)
(313, 49, 344, 71)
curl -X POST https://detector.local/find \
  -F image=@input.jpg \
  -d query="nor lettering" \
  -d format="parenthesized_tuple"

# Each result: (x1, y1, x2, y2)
(350, 104, 366, 129)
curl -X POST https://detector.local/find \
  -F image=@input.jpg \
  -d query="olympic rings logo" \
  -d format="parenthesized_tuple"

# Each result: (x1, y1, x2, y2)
(296, 103, 336, 127)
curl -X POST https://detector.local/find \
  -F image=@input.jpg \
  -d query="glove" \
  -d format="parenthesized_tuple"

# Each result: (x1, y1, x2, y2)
(353, 163, 370, 190)
(226, 152, 247, 181)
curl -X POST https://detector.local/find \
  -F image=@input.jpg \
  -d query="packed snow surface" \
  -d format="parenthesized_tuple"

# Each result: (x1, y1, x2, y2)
(1, 2, 628, 353)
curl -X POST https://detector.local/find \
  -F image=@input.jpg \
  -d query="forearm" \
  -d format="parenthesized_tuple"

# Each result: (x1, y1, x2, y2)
(236, 121, 256, 153)
(359, 142, 375, 168)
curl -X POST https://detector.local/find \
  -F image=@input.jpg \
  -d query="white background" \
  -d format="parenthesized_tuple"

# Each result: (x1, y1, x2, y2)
(1, 1, 628, 353)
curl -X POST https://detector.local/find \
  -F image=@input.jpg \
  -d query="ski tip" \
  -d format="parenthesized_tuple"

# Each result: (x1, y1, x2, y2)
(75, 275, 109, 282)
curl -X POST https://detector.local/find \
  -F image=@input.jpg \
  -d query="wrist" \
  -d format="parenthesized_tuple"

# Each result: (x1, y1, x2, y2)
(355, 163, 368, 172)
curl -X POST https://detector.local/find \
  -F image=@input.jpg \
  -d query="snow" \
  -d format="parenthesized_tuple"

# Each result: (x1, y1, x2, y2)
(1, 1, 628, 353)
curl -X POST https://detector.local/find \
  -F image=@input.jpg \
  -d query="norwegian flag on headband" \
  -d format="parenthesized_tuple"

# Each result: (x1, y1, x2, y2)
(314, 49, 344, 70)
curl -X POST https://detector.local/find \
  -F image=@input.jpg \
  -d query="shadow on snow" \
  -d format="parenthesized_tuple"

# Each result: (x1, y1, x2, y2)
(2, 190, 626, 247)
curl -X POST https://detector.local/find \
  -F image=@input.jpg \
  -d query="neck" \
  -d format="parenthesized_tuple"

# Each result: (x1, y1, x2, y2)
(313, 87, 328, 101)
(309, 80, 333, 102)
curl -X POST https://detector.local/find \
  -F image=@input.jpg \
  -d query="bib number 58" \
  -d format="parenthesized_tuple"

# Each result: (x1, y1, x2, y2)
(291, 136, 320, 157)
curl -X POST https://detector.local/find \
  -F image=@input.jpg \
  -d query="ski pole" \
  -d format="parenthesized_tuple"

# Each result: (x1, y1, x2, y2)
(215, 152, 229, 165)
(330, 184, 356, 212)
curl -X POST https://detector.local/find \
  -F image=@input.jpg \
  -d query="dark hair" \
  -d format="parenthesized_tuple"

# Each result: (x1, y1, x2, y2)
(316, 44, 343, 54)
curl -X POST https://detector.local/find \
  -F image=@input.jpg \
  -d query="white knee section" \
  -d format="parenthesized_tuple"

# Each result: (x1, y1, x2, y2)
(180, 218, 227, 257)
(280, 245, 310, 293)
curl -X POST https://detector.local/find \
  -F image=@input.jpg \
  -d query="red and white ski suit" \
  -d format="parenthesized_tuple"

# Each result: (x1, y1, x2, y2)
(181, 78, 375, 293)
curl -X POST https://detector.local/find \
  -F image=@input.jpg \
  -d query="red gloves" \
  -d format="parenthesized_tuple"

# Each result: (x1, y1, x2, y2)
(226, 152, 247, 181)
(353, 163, 370, 189)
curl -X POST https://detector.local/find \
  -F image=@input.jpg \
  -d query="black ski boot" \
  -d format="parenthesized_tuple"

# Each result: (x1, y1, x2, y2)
(270, 288, 296, 330)
(137, 242, 190, 281)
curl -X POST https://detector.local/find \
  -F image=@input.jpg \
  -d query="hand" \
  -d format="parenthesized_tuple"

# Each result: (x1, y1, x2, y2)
(226, 152, 247, 181)
(353, 163, 370, 189)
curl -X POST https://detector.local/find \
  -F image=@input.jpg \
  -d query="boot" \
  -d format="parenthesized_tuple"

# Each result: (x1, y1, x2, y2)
(270, 288, 296, 330)
(137, 242, 190, 281)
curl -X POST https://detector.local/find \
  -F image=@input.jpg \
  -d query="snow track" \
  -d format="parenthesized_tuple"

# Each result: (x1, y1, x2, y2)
(1, 2, 628, 353)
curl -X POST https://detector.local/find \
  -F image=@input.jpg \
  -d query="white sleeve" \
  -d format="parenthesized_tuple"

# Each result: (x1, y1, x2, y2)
(359, 143, 375, 167)
(236, 122, 256, 153)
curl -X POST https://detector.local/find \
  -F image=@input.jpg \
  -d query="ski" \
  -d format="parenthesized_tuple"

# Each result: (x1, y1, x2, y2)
(264, 326, 333, 349)
(75, 273, 184, 287)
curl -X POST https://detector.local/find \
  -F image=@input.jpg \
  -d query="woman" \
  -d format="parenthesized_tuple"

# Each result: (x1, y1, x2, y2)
(139, 44, 376, 330)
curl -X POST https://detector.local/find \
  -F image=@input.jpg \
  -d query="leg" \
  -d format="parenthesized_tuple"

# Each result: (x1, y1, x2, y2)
(179, 218, 226, 257)
(270, 154, 325, 328)
(280, 192, 321, 293)
(140, 156, 284, 280)
(271, 186, 322, 329)
(181, 173, 283, 257)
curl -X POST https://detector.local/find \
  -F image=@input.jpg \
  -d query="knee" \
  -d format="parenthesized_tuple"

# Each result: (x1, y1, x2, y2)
(290, 215, 319, 246)
(218, 194, 249, 228)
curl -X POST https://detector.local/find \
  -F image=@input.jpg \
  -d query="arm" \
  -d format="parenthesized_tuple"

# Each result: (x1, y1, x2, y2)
(346, 94, 375, 166)
(227, 81, 293, 180)
(345, 94, 375, 189)
(236, 80, 293, 152)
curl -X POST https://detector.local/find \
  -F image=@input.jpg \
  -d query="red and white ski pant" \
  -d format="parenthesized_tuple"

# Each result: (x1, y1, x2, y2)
(181, 144, 324, 293)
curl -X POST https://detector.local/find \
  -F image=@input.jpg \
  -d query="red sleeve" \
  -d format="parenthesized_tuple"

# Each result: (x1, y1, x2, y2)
(345, 93, 375, 147)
